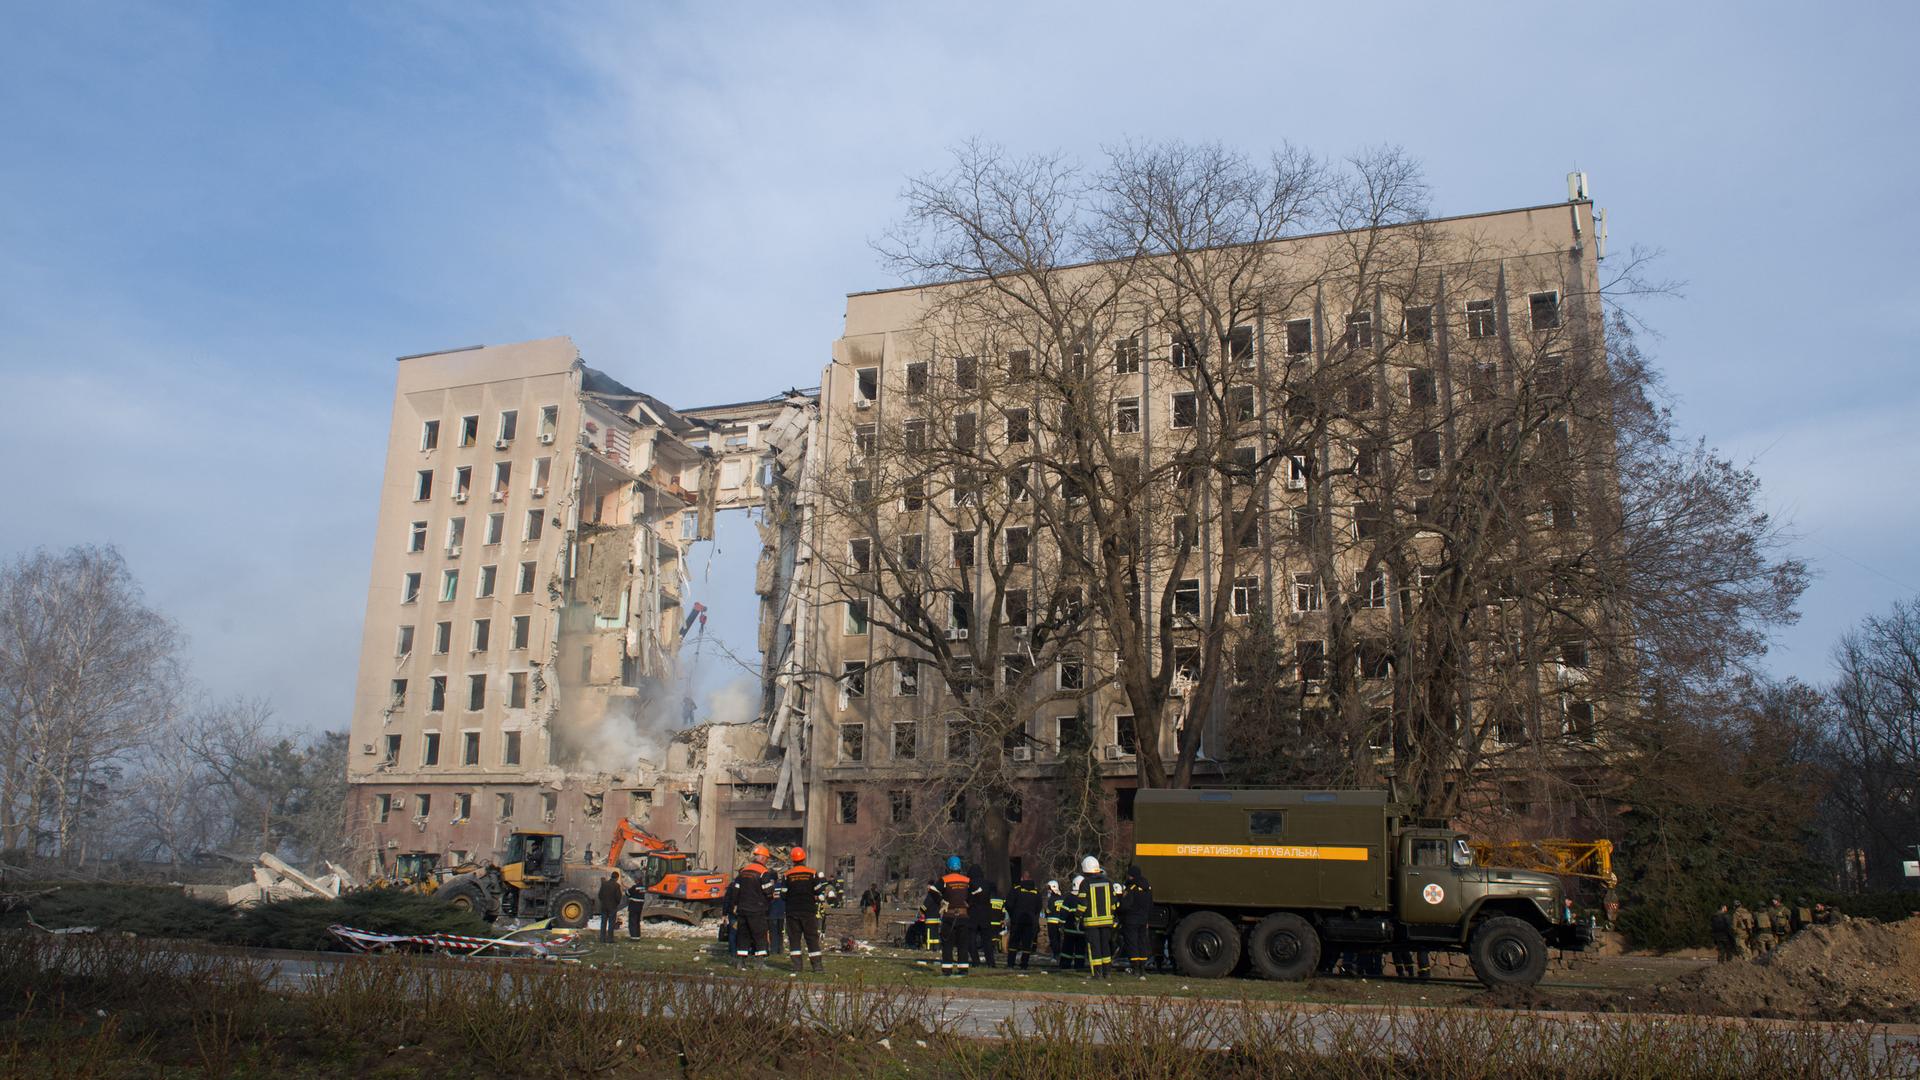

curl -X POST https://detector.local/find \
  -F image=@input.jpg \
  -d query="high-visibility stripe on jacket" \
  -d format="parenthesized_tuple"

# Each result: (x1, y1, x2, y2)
(1080, 876, 1115, 928)
(939, 872, 971, 918)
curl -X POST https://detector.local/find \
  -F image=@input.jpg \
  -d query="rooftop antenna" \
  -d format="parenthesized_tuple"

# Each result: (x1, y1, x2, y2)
(1566, 171, 1589, 201)
(1595, 208, 1609, 259)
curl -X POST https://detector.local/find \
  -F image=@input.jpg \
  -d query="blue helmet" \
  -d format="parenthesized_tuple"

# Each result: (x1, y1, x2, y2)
(946, 855, 963, 872)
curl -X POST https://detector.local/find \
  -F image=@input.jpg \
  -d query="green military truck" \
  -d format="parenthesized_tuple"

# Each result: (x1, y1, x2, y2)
(1132, 788, 1590, 988)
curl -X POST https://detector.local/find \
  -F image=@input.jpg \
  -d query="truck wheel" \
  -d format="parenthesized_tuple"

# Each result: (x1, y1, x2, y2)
(1248, 913, 1320, 981)
(1170, 911, 1240, 979)
(551, 888, 592, 929)
(1467, 916, 1549, 989)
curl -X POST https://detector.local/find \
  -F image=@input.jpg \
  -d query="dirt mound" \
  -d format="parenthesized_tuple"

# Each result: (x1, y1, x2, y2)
(1663, 916, 1920, 1022)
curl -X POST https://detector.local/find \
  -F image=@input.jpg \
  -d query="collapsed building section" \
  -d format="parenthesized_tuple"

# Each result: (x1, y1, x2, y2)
(345, 337, 822, 877)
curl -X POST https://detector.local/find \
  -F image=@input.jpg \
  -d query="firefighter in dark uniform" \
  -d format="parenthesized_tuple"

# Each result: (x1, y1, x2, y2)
(730, 844, 776, 968)
(1046, 879, 1080, 969)
(782, 846, 825, 974)
(1006, 869, 1041, 970)
(988, 885, 1008, 965)
(1076, 856, 1115, 980)
(928, 856, 971, 975)
(1118, 864, 1153, 975)
(966, 864, 998, 969)
(916, 870, 943, 953)
(624, 873, 648, 940)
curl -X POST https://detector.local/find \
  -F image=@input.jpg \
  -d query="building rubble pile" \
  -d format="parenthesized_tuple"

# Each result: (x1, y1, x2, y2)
(224, 853, 361, 908)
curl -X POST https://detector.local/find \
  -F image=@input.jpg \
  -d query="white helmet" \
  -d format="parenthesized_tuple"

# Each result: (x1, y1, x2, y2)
(1081, 855, 1101, 874)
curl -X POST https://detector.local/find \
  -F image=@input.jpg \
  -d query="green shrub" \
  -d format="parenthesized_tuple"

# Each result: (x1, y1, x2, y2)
(223, 889, 492, 951)
(0, 884, 233, 939)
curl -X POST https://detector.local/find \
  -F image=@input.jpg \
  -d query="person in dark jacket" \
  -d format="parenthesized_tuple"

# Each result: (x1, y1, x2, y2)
(1118, 864, 1153, 975)
(1005, 870, 1042, 970)
(783, 846, 825, 973)
(596, 871, 624, 945)
(966, 864, 998, 969)
(730, 844, 776, 968)
(624, 874, 648, 940)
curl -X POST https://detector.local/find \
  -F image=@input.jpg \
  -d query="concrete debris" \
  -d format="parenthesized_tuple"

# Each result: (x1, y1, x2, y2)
(225, 853, 357, 907)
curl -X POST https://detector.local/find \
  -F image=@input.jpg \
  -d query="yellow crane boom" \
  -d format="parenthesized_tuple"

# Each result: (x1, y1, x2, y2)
(1470, 838, 1617, 887)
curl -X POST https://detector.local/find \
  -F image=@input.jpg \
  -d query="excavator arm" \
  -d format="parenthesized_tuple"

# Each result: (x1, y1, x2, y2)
(1470, 838, 1617, 887)
(606, 817, 676, 868)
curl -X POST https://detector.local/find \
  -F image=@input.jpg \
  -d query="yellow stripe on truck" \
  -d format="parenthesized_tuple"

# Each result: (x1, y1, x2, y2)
(1134, 842, 1370, 861)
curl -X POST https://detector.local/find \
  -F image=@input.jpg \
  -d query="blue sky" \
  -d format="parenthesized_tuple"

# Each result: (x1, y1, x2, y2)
(3, 1, 1915, 733)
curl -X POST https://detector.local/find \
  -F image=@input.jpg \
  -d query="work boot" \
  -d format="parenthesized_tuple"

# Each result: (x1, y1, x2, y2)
(811, 957, 824, 974)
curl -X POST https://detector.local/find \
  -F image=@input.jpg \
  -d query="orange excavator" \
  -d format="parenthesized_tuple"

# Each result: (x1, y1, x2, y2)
(605, 817, 729, 924)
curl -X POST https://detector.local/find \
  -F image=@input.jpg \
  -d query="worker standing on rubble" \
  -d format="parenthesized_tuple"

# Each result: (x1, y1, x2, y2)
(1005, 869, 1040, 970)
(782, 847, 825, 974)
(930, 856, 971, 976)
(624, 874, 648, 940)
(730, 844, 776, 969)
(597, 871, 624, 945)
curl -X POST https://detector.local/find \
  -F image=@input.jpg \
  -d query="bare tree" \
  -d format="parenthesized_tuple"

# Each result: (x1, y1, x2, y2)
(0, 546, 182, 861)
(1822, 599, 1920, 888)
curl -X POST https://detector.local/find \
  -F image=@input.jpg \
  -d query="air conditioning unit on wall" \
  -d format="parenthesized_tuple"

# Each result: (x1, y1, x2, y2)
(1103, 744, 1133, 760)
(1009, 745, 1032, 762)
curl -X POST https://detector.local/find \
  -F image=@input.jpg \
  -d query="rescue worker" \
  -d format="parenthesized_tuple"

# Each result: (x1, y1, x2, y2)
(988, 884, 1008, 964)
(929, 856, 971, 976)
(1709, 903, 1736, 962)
(596, 870, 624, 945)
(1076, 855, 1115, 980)
(918, 870, 944, 954)
(1059, 872, 1087, 971)
(730, 844, 776, 968)
(624, 873, 648, 940)
(1768, 897, 1793, 943)
(966, 864, 998, 969)
(860, 884, 882, 935)
(1005, 869, 1041, 970)
(768, 880, 787, 956)
(1390, 947, 1433, 979)
(1042, 880, 1070, 966)
(782, 846, 825, 974)
(1118, 864, 1153, 976)
(1730, 900, 1754, 959)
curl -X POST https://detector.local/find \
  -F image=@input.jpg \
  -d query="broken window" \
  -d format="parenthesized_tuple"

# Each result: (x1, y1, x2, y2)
(1286, 454, 1310, 489)
(498, 410, 517, 443)
(1404, 305, 1433, 343)
(955, 355, 978, 391)
(1561, 640, 1590, 668)
(459, 415, 479, 447)
(1291, 506, 1316, 541)
(1358, 640, 1393, 679)
(1409, 368, 1438, 408)
(422, 732, 441, 767)
(855, 367, 878, 402)
(492, 461, 511, 497)
(897, 664, 919, 698)
(1003, 588, 1028, 627)
(1297, 640, 1327, 683)
(433, 621, 451, 655)
(851, 477, 873, 505)
(1356, 569, 1388, 609)
(1534, 354, 1566, 395)
(844, 600, 868, 635)
(953, 412, 976, 450)
(396, 624, 415, 656)
(1170, 391, 1198, 429)
(462, 731, 480, 766)
(1228, 325, 1254, 366)
(838, 790, 860, 823)
(1564, 700, 1596, 742)
(508, 615, 531, 652)
(483, 513, 503, 546)
(1006, 349, 1030, 378)
(1229, 386, 1256, 423)
(1172, 514, 1196, 551)
(947, 720, 972, 760)
(1173, 578, 1201, 618)
(1005, 407, 1030, 443)
(1170, 333, 1200, 370)
(508, 671, 528, 709)
(384, 733, 402, 764)
(903, 418, 926, 452)
(1114, 334, 1142, 374)
(440, 569, 459, 602)
(841, 661, 867, 699)
(1354, 444, 1381, 478)
(467, 674, 486, 711)
(1469, 362, 1500, 402)
(1231, 576, 1260, 616)
(497, 793, 514, 820)
(901, 476, 925, 512)
(1005, 527, 1029, 566)
(524, 509, 544, 541)
(454, 465, 472, 499)
(1529, 291, 1561, 331)
(1057, 658, 1084, 691)
(1115, 396, 1141, 433)
(1345, 311, 1373, 350)
(855, 424, 876, 458)
(1115, 714, 1138, 755)
(1346, 377, 1375, 413)
(952, 531, 975, 567)
(446, 517, 466, 553)
(516, 561, 536, 594)
(471, 617, 490, 651)
(415, 470, 433, 501)
(1466, 299, 1497, 339)
(415, 793, 432, 818)
(1495, 707, 1526, 745)
(389, 678, 407, 709)
(1008, 465, 1030, 502)
(374, 794, 392, 823)
(841, 722, 865, 762)
(503, 730, 522, 766)
(1293, 573, 1324, 612)
(949, 593, 972, 631)
(1412, 431, 1442, 472)
(1055, 714, 1084, 753)
(539, 405, 558, 439)
(849, 537, 872, 572)
(402, 572, 421, 604)
(421, 420, 440, 451)
(1286, 317, 1314, 357)
(900, 534, 923, 571)
(477, 565, 496, 598)
(1354, 504, 1385, 541)
(889, 790, 912, 822)
(905, 361, 928, 396)
(408, 521, 427, 552)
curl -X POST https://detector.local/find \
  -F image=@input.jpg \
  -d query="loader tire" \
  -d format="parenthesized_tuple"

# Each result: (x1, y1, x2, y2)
(551, 888, 592, 929)
(439, 881, 488, 919)
(1468, 916, 1549, 989)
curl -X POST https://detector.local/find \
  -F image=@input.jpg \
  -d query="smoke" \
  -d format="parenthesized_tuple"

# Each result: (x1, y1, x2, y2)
(551, 674, 762, 772)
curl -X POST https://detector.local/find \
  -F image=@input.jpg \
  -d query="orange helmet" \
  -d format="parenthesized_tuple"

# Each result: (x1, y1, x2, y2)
(790, 846, 807, 864)
(751, 844, 771, 861)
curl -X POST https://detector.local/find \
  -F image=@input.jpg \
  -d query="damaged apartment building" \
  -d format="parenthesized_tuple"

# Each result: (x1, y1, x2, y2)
(352, 184, 1619, 890)
(347, 336, 821, 873)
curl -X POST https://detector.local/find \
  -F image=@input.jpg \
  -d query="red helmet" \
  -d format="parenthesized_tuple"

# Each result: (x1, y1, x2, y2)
(790, 846, 807, 864)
